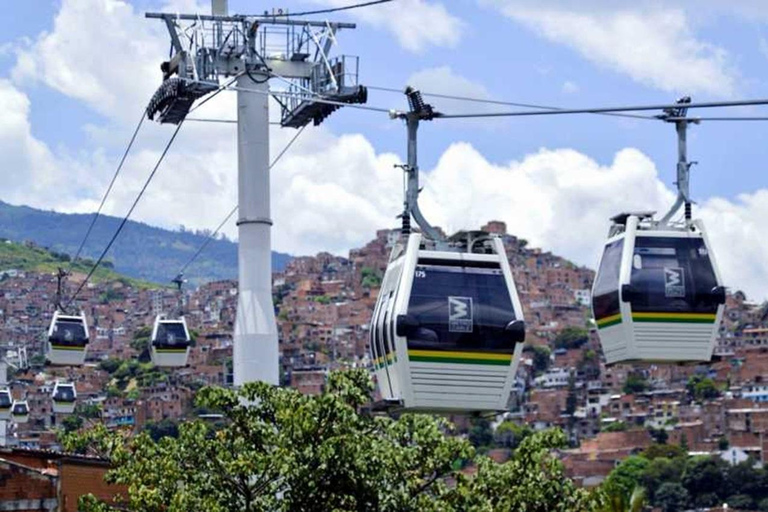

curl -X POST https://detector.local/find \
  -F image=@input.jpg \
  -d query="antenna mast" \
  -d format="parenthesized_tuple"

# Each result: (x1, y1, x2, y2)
(146, 2, 366, 387)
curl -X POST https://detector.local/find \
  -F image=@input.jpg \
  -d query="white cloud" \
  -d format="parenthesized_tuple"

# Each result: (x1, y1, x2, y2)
(0, 79, 82, 209)
(7, 0, 768, 302)
(420, 144, 675, 269)
(413, 142, 768, 301)
(561, 81, 579, 94)
(406, 66, 499, 115)
(486, 1, 737, 97)
(11, 0, 169, 121)
(316, 0, 463, 53)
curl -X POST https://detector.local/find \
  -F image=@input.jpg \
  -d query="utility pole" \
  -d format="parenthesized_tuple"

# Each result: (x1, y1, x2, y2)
(146, 2, 366, 386)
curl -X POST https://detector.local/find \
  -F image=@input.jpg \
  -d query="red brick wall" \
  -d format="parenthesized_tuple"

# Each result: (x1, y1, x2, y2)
(0, 462, 56, 511)
(60, 462, 125, 512)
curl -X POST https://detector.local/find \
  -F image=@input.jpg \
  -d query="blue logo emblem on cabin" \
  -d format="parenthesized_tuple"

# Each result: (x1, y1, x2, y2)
(448, 296, 473, 333)
(664, 267, 685, 298)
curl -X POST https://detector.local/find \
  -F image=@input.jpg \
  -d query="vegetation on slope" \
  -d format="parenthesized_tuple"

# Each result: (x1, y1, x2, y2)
(64, 369, 603, 512)
(0, 239, 157, 289)
(0, 200, 292, 284)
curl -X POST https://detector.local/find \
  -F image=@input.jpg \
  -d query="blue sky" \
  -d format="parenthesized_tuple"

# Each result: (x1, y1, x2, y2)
(4, 0, 768, 298)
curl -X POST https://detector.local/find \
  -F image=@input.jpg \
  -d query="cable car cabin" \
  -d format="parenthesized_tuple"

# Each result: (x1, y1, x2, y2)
(370, 233, 526, 413)
(592, 213, 726, 365)
(11, 401, 29, 424)
(0, 389, 12, 421)
(52, 382, 77, 414)
(150, 315, 191, 367)
(47, 310, 89, 366)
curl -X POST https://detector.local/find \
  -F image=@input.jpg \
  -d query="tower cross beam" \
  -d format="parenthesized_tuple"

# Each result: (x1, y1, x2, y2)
(145, 12, 356, 29)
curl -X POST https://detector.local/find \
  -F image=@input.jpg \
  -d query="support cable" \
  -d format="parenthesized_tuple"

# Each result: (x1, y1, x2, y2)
(70, 111, 147, 265)
(276, 0, 392, 17)
(434, 98, 768, 119)
(176, 124, 307, 276)
(188, 72, 244, 116)
(64, 122, 185, 309)
(665, 116, 768, 122)
(367, 85, 656, 121)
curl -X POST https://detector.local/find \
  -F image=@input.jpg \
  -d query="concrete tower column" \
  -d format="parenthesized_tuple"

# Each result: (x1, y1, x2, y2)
(233, 74, 278, 386)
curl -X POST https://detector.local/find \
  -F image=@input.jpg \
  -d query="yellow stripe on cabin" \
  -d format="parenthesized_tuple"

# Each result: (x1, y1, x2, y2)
(632, 312, 717, 320)
(407, 350, 512, 362)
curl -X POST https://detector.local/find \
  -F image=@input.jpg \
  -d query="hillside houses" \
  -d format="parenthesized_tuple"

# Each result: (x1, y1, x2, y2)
(5, 225, 768, 488)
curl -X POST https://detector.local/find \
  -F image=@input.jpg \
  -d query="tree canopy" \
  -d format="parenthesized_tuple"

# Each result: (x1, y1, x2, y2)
(64, 369, 603, 512)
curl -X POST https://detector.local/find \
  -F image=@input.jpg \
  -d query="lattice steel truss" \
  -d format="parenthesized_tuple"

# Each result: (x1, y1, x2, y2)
(145, 11, 367, 126)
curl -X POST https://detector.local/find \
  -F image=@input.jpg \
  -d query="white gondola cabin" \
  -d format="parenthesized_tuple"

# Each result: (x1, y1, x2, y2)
(52, 381, 77, 414)
(0, 388, 12, 421)
(592, 213, 726, 364)
(370, 233, 526, 413)
(11, 400, 29, 424)
(47, 310, 89, 366)
(150, 315, 191, 367)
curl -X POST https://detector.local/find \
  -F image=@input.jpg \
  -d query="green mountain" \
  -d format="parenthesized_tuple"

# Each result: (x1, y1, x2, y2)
(0, 239, 155, 288)
(0, 200, 291, 285)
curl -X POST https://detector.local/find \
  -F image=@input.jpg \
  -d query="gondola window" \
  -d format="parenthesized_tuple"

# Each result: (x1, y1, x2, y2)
(406, 262, 517, 353)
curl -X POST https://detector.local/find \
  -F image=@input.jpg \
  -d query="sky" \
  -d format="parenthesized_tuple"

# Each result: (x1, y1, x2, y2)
(3, 0, 768, 299)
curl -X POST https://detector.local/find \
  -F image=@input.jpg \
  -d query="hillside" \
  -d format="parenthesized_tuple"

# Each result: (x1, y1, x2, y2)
(0, 239, 156, 288)
(0, 200, 292, 285)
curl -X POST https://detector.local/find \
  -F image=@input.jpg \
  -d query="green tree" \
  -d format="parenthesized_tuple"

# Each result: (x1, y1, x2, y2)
(143, 419, 179, 441)
(622, 374, 648, 395)
(99, 358, 123, 374)
(554, 326, 588, 349)
(361, 267, 382, 289)
(61, 414, 84, 433)
(601, 486, 646, 512)
(718, 436, 729, 451)
(65, 370, 602, 512)
(681, 456, 728, 507)
(468, 417, 494, 451)
(565, 374, 578, 417)
(728, 494, 755, 510)
(494, 421, 532, 450)
(642, 444, 685, 460)
(602, 421, 627, 433)
(531, 345, 551, 374)
(648, 428, 668, 445)
(129, 326, 152, 362)
(448, 429, 602, 512)
(603, 456, 649, 505)
(686, 375, 720, 401)
(726, 460, 768, 499)
(654, 482, 688, 512)
(640, 457, 685, 502)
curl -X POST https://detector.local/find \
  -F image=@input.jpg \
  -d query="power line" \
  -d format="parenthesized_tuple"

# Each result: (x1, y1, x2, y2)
(188, 73, 244, 116)
(367, 85, 656, 121)
(275, 0, 392, 17)
(65, 121, 185, 309)
(177, 124, 308, 276)
(178, 205, 238, 276)
(666, 116, 768, 122)
(70, 112, 147, 265)
(435, 98, 768, 119)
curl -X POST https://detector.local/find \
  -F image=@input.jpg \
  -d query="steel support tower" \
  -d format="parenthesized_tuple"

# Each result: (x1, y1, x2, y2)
(146, 1, 366, 386)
